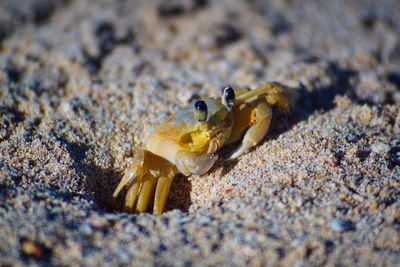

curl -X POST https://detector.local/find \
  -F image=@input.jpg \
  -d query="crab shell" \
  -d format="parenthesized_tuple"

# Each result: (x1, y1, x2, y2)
(146, 98, 234, 176)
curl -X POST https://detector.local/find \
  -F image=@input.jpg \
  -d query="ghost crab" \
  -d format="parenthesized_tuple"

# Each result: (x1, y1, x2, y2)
(113, 82, 290, 214)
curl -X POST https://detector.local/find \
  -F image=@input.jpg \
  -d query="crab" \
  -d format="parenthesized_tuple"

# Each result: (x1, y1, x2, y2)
(113, 82, 290, 214)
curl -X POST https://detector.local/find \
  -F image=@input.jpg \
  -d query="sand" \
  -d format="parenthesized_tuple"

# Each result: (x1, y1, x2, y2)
(0, 0, 399, 266)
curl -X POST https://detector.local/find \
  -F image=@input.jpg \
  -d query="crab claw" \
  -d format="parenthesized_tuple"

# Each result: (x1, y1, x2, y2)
(175, 150, 218, 176)
(229, 102, 272, 159)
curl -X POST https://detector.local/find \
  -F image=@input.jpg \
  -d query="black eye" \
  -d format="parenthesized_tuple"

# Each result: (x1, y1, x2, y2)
(222, 86, 235, 110)
(193, 100, 208, 122)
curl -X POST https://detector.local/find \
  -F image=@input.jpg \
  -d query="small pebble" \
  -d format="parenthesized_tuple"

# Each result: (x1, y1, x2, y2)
(20, 239, 52, 259)
(330, 219, 356, 232)
(371, 142, 391, 154)
(80, 224, 93, 235)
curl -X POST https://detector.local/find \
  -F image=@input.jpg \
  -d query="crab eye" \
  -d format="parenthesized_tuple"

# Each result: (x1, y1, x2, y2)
(193, 100, 208, 122)
(222, 86, 235, 111)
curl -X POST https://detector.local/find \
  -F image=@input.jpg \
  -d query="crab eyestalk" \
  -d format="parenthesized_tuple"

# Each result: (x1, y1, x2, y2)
(193, 100, 208, 122)
(222, 86, 235, 111)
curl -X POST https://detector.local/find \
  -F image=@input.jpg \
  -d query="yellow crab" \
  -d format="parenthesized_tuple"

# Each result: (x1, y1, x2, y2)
(113, 82, 290, 214)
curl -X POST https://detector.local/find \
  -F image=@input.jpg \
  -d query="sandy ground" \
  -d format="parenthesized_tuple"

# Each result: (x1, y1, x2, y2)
(0, 0, 399, 266)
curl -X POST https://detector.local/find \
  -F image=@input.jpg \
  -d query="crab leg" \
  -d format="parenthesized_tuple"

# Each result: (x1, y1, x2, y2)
(113, 148, 145, 199)
(229, 102, 272, 159)
(236, 82, 290, 111)
(135, 173, 157, 212)
(153, 175, 174, 214)
(124, 181, 141, 211)
(112, 151, 146, 211)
